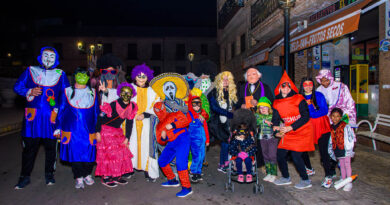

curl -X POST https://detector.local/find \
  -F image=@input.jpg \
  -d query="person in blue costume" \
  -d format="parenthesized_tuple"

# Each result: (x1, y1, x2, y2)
(55, 67, 99, 189)
(13, 47, 70, 189)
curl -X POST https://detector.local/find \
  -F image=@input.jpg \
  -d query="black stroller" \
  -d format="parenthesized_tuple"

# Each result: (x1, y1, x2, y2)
(224, 109, 264, 194)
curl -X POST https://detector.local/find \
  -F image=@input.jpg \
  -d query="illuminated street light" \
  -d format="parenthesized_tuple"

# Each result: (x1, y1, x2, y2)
(188, 52, 195, 72)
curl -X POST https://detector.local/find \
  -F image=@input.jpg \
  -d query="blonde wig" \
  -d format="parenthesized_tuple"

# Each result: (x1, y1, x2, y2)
(214, 71, 238, 105)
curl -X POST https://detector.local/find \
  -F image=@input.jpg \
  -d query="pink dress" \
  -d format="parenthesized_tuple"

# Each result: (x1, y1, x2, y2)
(95, 101, 137, 177)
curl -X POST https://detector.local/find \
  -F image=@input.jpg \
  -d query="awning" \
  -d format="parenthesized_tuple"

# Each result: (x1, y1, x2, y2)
(290, 0, 372, 53)
(243, 49, 269, 68)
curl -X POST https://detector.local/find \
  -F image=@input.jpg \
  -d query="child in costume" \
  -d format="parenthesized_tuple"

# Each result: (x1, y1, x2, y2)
(14, 47, 70, 189)
(329, 108, 356, 191)
(128, 63, 159, 181)
(154, 102, 192, 197)
(150, 72, 192, 198)
(255, 97, 278, 183)
(96, 54, 123, 105)
(56, 67, 99, 189)
(229, 109, 257, 183)
(95, 82, 137, 188)
(299, 77, 334, 188)
(187, 95, 210, 182)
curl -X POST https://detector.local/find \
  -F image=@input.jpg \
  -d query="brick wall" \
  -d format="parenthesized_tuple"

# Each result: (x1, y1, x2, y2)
(294, 50, 308, 86)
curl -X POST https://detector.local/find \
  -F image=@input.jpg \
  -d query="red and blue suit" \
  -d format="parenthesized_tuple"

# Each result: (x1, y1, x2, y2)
(154, 102, 191, 189)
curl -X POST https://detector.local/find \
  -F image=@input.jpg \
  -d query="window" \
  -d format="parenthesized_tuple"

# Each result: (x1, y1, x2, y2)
(53, 43, 63, 59)
(176, 44, 186, 60)
(240, 34, 246, 53)
(128, 43, 137, 60)
(201, 44, 208, 55)
(151, 44, 162, 60)
(103, 43, 112, 55)
(231, 42, 236, 58)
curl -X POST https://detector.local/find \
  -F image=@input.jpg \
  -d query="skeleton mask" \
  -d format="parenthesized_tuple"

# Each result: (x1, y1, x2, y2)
(163, 81, 177, 101)
(41, 50, 56, 68)
(200, 78, 211, 93)
(120, 86, 133, 103)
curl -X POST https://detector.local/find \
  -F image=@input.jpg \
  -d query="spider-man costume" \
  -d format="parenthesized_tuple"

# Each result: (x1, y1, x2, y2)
(153, 102, 191, 190)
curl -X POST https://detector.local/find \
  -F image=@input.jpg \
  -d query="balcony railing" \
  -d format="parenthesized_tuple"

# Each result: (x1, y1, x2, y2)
(218, 0, 242, 29)
(251, 0, 279, 29)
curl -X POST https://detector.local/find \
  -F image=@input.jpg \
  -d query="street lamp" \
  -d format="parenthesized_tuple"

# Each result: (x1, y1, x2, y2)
(76, 41, 104, 69)
(188, 52, 195, 72)
(279, 0, 296, 75)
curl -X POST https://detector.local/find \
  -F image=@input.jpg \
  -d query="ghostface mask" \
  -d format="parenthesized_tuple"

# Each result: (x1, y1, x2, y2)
(163, 81, 177, 100)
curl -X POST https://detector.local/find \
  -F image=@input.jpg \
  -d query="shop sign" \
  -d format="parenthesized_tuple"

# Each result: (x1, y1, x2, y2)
(290, 10, 361, 53)
(309, 0, 361, 24)
(244, 50, 269, 68)
(313, 45, 321, 69)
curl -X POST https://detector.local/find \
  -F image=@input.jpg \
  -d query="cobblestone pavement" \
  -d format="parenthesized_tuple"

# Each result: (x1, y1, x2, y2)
(0, 132, 389, 205)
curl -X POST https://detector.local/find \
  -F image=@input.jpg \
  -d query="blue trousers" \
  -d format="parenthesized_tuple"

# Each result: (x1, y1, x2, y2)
(189, 128, 206, 174)
(220, 142, 229, 166)
(236, 157, 253, 174)
(158, 132, 190, 172)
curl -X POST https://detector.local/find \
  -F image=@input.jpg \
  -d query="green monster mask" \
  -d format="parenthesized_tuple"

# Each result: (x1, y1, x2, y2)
(120, 86, 133, 103)
(75, 73, 89, 85)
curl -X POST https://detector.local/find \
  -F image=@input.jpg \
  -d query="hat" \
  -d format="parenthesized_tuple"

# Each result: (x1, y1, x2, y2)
(150, 72, 189, 100)
(257, 97, 272, 109)
(274, 71, 298, 96)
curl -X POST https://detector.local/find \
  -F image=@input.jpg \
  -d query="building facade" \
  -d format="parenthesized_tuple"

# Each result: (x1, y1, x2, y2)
(217, 0, 388, 118)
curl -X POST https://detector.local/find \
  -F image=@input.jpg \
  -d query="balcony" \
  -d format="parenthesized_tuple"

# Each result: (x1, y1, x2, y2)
(218, 0, 242, 29)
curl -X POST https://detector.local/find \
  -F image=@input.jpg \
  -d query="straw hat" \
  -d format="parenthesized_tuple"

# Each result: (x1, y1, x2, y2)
(150, 72, 189, 100)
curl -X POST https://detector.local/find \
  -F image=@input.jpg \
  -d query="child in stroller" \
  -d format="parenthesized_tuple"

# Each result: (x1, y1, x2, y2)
(225, 109, 263, 193)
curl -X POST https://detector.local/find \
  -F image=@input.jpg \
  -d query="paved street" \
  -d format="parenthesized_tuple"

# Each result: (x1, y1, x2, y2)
(0, 132, 390, 205)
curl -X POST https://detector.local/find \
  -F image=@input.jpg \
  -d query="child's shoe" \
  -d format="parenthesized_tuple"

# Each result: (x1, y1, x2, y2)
(190, 174, 199, 183)
(84, 175, 95, 186)
(246, 174, 253, 183)
(268, 175, 276, 183)
(321, 177, 333, 189)
(263, 174, 271, 182)
(102, 177, 117, 188)
(113, 177, 128, 185)
(176, 187, 193, 198)
(217, 165, 227, 173)
(197, 174, 203, 181)
(161, 179, 180, 187)
(343, 182, 353, 191)
(306, 167, 315, 176)
(45, 173, 55, 185)
(75, 177, 84, 189)
(14, 176, 30, 190)
(237, 174, 244, 183)
(122, 172, 134, 179)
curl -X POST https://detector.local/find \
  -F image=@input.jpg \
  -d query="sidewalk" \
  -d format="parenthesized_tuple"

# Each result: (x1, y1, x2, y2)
(0, 107, 24, 136)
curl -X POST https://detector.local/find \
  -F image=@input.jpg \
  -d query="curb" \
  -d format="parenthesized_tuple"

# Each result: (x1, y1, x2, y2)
(0, 122, 22, 137)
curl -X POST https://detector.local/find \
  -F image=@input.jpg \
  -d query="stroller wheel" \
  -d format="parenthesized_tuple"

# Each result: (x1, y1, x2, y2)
(253, 184, 264, 194)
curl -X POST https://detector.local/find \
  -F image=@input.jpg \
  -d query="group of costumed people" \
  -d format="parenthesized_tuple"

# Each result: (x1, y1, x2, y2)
(12, 46, 357, 198)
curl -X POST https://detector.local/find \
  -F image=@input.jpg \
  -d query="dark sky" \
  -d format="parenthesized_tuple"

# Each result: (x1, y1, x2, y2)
(4, 0, 217, 27)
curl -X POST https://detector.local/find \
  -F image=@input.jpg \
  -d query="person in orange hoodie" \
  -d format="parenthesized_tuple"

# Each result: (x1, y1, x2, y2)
(271, 71, 314, 189)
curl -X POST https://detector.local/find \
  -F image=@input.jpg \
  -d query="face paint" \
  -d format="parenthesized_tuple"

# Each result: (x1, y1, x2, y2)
(120, 86, 133, 103)
(136, 72, 147, 87)
(200, 78, 211, 93)
(163, 81, 177, 100)
(75, 73, 89, 85)
(41, 50, 56, 68)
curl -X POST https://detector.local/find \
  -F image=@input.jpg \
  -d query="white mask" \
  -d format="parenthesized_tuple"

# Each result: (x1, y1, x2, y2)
(163, 81, 177, 100)
(41, 50, 56, 68)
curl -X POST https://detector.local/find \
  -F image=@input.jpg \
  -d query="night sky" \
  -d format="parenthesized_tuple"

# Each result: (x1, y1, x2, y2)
(3, 0, 217, 27)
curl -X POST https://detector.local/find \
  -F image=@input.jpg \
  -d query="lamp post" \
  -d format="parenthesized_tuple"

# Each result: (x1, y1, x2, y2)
(77, 41, 103, 69)
(188, 52, 195, 73)
(279, 0, 296, 75)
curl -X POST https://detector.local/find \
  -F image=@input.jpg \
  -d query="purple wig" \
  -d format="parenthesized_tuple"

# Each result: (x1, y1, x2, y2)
(117, 82, 137, 98)
(131, 63, 154, 81)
